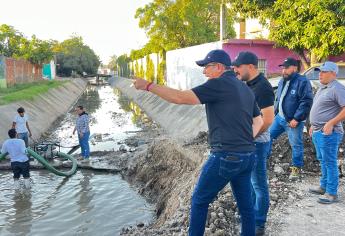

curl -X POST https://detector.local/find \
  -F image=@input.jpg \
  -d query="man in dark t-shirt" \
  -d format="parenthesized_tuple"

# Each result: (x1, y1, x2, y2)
(233, 51, 275, 236)
(133, 49, 263, 236)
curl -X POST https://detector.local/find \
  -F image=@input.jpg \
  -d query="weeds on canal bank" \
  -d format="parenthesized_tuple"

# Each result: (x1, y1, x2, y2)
(0, 80, 68, 105)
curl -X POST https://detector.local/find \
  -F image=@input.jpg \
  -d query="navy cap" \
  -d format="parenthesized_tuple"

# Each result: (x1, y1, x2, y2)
(314, 61, 339, 74)
(279, 58, 299, 68)
(232, 51, 258, 67)
(196, 49, 231, 67)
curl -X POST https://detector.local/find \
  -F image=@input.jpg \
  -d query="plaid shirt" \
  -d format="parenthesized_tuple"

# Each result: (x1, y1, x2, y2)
(76, 112, 90, 134)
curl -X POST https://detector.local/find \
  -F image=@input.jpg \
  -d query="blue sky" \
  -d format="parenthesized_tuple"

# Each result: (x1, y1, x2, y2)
(0, 0, 152, 63)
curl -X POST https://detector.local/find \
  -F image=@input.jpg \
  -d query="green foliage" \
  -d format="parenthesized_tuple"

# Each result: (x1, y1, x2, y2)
(145, 56, 155, 83)
(139, 63, 145, 78)
(225, 0, 275, 19)
(270, 0, 345, 61)
(116, 54, 131, 77)
(157, 59, 166, 85)
(0, 80, 67, 105)
(134, 61, 139, 77)
(107, 55, 117, 71)
(135, 0, 236, 53)
(0, 24, 54, 64)
(55, 35, 100, 76)
(129, 0, 237, 83)
(227, 0, 345, 65)
(21, 36, 55, 65)
(0, 24, 24, 57)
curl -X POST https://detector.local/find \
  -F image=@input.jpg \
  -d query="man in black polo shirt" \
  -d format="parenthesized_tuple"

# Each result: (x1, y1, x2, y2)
(133, 49, 263, 236)
(233, 51, 275, 236)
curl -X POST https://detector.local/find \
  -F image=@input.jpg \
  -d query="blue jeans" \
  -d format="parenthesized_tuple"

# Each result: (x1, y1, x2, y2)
(17, 132, 29, 147)
(189, 151, 255, 236)
(269, 115, 304, 167)
(312, 130, 343, 195)
(251, 142, 270, 228)
(78, 131, 90, 158)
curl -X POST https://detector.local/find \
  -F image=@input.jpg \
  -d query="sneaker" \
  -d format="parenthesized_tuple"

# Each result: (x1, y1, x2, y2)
(317, 193, 339, 204)
(289, 166, 300, 180)
(255, 226, 265, 236)
(309, 186, 326, 195)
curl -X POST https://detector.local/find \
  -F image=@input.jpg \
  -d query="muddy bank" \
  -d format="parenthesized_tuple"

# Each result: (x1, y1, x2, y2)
(0, 78, 87, 144)
(110, 77, 207, 141)
(117, 129, 344, 235)
(109, 76, 345, 235)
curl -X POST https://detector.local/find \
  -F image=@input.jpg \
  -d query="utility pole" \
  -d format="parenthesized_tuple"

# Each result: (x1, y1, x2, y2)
(220, 1, 227, 41)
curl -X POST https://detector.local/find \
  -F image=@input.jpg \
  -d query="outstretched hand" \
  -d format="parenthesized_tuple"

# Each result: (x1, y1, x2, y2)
(132, 76, 150, 90)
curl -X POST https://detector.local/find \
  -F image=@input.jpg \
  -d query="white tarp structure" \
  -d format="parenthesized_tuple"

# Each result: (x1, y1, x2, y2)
(166, 41, 222, 89)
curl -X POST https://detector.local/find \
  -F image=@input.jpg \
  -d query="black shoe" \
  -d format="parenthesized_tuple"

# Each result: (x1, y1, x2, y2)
(255, 226, 265, 236)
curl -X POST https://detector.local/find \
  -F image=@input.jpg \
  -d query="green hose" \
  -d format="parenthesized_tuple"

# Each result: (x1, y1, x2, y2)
(0, 148, 78, 177)
(0, 152, 6, 161)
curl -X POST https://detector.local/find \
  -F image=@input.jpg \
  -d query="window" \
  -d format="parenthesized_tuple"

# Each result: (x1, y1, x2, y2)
(258, 59, 267, 76)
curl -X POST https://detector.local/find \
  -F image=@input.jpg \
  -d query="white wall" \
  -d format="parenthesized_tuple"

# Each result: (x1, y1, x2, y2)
(166, 42, 222, 90)
(234, 18, 269, 39)
(50, 60, 56, 80)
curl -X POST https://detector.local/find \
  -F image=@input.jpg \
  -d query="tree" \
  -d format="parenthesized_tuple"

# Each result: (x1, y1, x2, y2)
(55, 35, 100, 76)
(145, 55, 155, 83)
(270, 0, 345, 66)
(135, 0, 236, 52)
(0, 24, 54, 65)
(107, 55, 117, 71)
(227, 0, 345, 67)
(0, 24, 25, 57)
(21, 36, 55, 65)
(117, 54, 131, 77)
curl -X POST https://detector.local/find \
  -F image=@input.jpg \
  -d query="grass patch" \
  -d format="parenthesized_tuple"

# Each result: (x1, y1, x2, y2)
(0, 80, 68, 105)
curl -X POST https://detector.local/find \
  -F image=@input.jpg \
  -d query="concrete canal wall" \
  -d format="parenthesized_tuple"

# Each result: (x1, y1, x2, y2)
(0, 78, 87, 144)
(110, 77, 208, 141)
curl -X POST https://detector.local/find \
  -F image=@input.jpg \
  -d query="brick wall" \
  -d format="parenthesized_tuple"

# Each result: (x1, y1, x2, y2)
(2, 57, 42, 87)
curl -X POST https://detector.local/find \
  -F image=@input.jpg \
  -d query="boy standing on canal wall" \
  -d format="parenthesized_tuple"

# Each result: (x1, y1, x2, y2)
(12, 107, 32, 147)
(1, 128, 31, 189)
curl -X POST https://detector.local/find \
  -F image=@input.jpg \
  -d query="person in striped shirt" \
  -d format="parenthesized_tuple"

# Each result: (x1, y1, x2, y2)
(73, 105, 90, 159)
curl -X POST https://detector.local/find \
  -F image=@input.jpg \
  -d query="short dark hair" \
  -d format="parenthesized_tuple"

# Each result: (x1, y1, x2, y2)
(77, 105, 84, 110)
(17, 107, 25, 113)
(8, 128, 17, 138)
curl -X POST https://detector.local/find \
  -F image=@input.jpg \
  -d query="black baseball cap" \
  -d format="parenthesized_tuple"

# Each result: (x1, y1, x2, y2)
(232, 51, 258, 67)
(196, 49, 231, 67)
(279, 58, 299, 68)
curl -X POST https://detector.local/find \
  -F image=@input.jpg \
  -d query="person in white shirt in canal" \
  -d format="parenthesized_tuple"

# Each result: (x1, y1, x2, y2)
(1, 128, 31, 189)
(12, 107, 32, 147)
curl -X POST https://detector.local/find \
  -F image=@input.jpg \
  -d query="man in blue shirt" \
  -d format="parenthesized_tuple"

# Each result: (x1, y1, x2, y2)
(270, 58, 313, 180)
(1, 128, 30, 189)
(133, 49, 263, 236)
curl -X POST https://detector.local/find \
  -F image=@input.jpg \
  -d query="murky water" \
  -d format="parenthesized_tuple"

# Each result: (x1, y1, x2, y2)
(0, 170, 154, 236)
(49, 85, 148, 153)
(0, 84, 155, 236)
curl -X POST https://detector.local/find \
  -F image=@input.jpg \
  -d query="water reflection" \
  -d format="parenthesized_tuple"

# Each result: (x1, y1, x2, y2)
(114, 89, 152, 126)
(6, 192, 33, 236)
(77, 172, 94, 214)
(45, 85, 153, 154)
(78, 86, 102, 114)
(0, 170, 154, 236)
